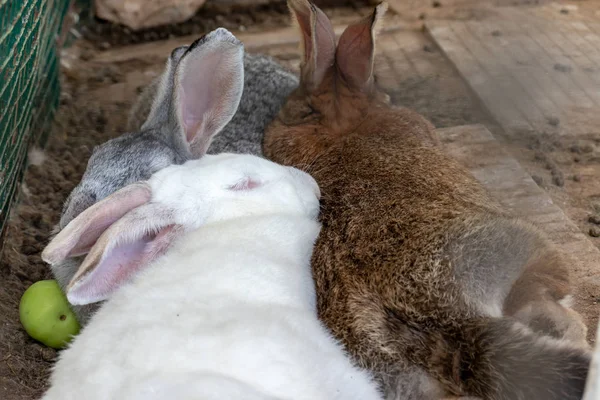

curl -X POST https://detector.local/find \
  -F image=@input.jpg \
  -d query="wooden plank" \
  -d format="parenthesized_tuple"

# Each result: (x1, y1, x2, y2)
(426, 22, 533, 134)
(93, 18, 405, 64)
(519, 10, 600, 106)
(469, 20, 566, 114)
(378, 33, 415, 79)
(568, 20, 600, 72)
(386, 0, 422, 15)
(512, 18, 598, 109)
(535, 8, 600, 83)
(453, 20, 562, 133)
(580, 20, 600, 50)
(394, 31, 439, 78)
(541, 5, 600, 70)
(467, 18, 587, 137)
(498, 15, 594, 109)
(427, 9, 600, 139)
(439, 123, 600, 303)
(497, 7, 600, 135)
(373, 53, 402, 94)
(533, 9, 600, 87)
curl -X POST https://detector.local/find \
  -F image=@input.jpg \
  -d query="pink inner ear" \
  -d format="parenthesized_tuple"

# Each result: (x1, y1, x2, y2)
(228, 177, 262, 191)
(336, 23, 372, 82)
(181, 77, 209, 143)
(289, 0, 335, 87)
(67, 200, 140, 258)
(336, 18, 375, 88)
(335, 3, 386, 89)
(67, 225, 179, 305)
(291, 3, 314, 62)
(312, 6, 336, 75)
(43, 184, 151, 265)
(175, 35, 243, 158)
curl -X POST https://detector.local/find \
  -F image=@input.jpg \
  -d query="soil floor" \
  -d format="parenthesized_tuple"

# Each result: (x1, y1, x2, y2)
(1, 1, 599, 398)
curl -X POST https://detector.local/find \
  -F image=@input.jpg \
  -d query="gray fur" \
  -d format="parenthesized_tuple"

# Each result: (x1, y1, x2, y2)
(447, 217, 546, 318)
(52, 35, 298, 325)
(208, 53, 299, 155)
(382, 366, 444, 400)
(128, 53, 299, 157)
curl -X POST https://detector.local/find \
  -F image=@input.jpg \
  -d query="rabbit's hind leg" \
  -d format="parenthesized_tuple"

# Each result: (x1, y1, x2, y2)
(447, 217, 543, 318)
(510, 300, 589, 349)
(501, 232, 589, 348)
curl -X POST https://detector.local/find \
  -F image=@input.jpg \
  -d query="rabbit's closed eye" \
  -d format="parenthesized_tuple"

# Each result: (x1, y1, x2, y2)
(281, 99, 319, 126)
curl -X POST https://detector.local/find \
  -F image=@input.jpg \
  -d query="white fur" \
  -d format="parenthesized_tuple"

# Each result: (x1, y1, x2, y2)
(28, 147, 47, 166)
(559, 295, 574, 309)
(43, 154, 381, 400)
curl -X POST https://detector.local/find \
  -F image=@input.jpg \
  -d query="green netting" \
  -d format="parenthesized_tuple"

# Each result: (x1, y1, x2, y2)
(0, 0, 71, 240)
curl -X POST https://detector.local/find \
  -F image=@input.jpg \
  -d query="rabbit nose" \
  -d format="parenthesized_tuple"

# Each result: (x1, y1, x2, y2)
(289, 167, 320, 200)
(313, 182, 321, 200)
(304, 174, 320, 200)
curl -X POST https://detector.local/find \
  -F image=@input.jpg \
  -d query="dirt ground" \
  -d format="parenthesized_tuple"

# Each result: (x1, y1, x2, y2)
(1, 1, 599, 398)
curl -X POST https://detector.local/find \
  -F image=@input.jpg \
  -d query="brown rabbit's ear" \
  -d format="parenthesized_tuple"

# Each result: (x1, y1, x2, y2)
(335, 2, 388, 89)
(288, 0, 336, 89)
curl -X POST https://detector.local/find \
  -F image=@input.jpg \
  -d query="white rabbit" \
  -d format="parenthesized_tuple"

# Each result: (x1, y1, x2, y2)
(41, 153, 381, 400)
(41, 67, 382, 400)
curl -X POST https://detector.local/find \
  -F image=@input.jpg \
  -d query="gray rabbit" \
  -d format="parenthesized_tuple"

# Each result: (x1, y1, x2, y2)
(52, 33, 299, 325)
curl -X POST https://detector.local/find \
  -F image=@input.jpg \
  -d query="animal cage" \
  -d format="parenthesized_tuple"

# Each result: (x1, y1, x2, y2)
(0, 0, 73, 252)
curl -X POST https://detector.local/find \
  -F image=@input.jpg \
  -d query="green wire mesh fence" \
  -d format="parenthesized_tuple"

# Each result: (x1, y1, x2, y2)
(0, 0, 72, 246)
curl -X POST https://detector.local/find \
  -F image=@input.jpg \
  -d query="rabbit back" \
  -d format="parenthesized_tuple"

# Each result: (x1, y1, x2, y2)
(43, 218, 380, 400)
(268, 103, 589, 398)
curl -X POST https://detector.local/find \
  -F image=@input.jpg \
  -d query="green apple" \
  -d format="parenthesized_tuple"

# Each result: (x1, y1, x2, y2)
(19, 280, 81, 349)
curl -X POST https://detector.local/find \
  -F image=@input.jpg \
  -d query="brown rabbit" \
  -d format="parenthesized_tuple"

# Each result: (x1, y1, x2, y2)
(263, 1, 591, 399)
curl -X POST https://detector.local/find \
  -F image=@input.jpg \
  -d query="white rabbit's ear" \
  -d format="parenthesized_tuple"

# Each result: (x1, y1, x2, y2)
(335, 3, 387, 89)
(42, 183, 152, 264)
(171, 28, 245, 158)
(65, 202, 183, 305)
(288, 0, 336, 90)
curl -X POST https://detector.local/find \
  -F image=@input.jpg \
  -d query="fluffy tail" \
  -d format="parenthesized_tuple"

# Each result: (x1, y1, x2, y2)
(415, 318, 591, 399)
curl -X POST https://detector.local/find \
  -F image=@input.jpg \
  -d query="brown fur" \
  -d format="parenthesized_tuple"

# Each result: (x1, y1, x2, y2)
(263, 1, 591, 399)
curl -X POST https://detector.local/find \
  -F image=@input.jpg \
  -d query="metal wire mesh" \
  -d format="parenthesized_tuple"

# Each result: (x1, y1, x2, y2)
(0, 0, 71, 241)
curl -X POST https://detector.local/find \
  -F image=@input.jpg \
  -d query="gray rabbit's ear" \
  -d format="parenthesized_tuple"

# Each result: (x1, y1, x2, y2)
(171, 28, 244, 158)
(143, 30, 244, 158)
(142, 45, 189, 131)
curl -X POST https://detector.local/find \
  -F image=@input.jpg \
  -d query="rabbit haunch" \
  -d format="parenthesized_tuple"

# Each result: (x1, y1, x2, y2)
(41, 151, 382, 400)
(51, 27, 298, 325)
(263, 1, 591, 399)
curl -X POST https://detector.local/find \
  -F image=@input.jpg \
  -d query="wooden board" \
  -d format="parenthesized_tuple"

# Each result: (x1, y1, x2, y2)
(439, 124, 600, 334)
(93, 14, 405, 64)
(427, 6, 600, 138)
